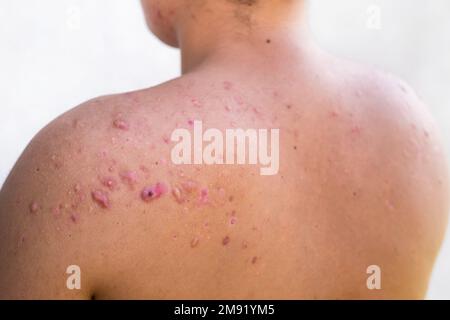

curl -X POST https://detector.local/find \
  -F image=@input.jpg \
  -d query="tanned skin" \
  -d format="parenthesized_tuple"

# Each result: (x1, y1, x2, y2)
(0, 0, 448, 299)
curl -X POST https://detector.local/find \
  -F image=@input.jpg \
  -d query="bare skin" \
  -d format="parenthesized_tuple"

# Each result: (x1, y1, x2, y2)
(0, 0, 448, 299)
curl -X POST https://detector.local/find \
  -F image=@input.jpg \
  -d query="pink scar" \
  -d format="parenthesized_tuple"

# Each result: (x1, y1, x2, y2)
(113, 119, 129, 131)
(91, 190, 110, 208)
(141, 182, 169, 202)
(119, 171, 138, 186)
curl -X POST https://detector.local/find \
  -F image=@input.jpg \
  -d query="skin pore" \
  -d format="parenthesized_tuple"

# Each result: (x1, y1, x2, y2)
(0, 0, 448, 299)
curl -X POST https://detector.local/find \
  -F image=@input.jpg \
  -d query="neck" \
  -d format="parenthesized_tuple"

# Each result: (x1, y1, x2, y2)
(175, 0, 310, 74)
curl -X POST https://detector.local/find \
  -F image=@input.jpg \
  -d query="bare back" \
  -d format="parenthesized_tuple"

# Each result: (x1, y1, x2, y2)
(0, 48, 448, 299)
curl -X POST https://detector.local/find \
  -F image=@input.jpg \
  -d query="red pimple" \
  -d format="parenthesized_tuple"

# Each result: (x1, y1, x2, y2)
(141, 182, 169, 202)
(29, 201, 39, 214)
(230, 216, 237, 225)
(113, 119, 129, 131)
(91, 190, 110, 209)
(100, 176, 117, 190)
(187, 119, 194, 126)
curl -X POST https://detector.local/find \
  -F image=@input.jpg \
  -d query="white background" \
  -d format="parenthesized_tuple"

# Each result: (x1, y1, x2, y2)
(0, 0, 449, 299)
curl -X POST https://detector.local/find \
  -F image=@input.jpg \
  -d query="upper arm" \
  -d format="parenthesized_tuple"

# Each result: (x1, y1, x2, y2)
(367, 75, 450, 298)
(0, 102, 107, 299)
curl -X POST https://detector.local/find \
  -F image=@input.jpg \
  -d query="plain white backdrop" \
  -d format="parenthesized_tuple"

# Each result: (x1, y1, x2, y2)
(0, 0, 449, 299)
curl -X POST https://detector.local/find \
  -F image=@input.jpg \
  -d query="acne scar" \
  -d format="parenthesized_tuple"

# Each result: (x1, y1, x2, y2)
(230, 216, 237, 225)
(91, 190, 110, 209)
(223, 81, 233, 90)
(52, 205, 61, 217)
(199, 188, 209, 204)
(329, 111, 339, 118)
(74, 184, 81, 193)
(222, 236, 230, 246)
(251, 256, 258, 264)
(351, 125, 362, 135)
(141, 182, 168, 202)
(70, 212, 79, 223)
(191, 98, 202, 108)
(113, 119, 129, 131)
(385, 199, 395, 211)
(172, 186, 184, 204)
(182, 180, 198, 193)
(119, 170, 138, 186)
(190, 237, 199, 248)
(29, 201, 39, 214)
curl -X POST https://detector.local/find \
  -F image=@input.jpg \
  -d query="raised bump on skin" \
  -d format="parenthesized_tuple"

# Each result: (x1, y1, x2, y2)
(29, 201, 39, 214)
(91, 190, 110, 208)
(222, 236, 230, 246)
(113, 119, 129, 131)
(141, 182, 169, 202)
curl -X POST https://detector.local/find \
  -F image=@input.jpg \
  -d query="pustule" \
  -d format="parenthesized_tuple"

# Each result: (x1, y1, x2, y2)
(170, 120, 280, 175)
